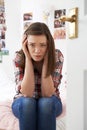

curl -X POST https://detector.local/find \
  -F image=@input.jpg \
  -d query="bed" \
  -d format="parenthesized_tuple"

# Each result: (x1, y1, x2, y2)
(0, 68, 66, 130)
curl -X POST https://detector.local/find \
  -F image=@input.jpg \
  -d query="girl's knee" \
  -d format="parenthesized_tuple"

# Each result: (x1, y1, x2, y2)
(21, 97, 36, 107)
(12, 97, 36, 114)
(38, 97, 55, 114)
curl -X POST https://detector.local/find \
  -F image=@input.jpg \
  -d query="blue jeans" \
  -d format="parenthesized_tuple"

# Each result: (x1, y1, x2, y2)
(12, 95, 62, 130)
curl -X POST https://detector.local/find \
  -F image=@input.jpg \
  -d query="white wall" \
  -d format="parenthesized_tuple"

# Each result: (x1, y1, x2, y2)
(0, 0, 87, 130)
(0, 0, 21, 80)
(67, 15, 87, 130)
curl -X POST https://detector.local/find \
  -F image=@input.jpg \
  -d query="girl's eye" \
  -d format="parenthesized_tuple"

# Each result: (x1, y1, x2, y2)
(31, 44, 35, 46)
(27, 43, 47, 48)
(40, 44, 47, 47)
(28, 43, 35, 47)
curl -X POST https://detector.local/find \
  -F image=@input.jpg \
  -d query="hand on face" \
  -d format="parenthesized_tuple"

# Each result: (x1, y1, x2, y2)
(22, 34, 31, 59)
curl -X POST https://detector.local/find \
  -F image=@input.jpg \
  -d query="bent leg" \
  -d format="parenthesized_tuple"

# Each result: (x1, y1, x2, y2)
(37, 95, 62, 130)
(12, 96, 37, 130)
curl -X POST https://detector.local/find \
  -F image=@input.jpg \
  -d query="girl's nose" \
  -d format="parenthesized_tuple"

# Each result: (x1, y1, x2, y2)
(35, 47, 40, 53)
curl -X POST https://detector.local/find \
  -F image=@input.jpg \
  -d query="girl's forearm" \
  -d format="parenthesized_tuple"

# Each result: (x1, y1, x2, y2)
(41, 75, 56, 97)
(20, 58, 35, 97)
(42, 75, 54, 88)
(41, 64, 55, 96)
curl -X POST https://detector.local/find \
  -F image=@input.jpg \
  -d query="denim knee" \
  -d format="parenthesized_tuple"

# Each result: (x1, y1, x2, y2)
(38, 97, 55, 114)
(20, 97, 37, 110)
(12, 96, 37, 118)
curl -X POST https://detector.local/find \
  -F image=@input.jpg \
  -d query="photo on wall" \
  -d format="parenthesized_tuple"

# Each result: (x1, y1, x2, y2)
(0, 0, 9, 63)
(23, 12, 33, 31)
(53, 9, 66, 40)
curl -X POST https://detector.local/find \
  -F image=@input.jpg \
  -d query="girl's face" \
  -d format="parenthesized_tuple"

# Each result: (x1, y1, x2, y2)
(27, 35, 47, 62)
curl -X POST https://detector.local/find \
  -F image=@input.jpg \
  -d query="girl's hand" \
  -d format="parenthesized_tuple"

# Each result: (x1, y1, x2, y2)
(42, 52, 48, 77)
(22, 34, 31, 59)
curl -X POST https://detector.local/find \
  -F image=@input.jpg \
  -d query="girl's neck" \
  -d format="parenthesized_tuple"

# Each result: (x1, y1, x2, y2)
(32, 60, 43, 73)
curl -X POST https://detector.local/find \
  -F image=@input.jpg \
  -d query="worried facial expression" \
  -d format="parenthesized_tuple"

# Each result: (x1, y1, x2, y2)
(27, 35, 47, 62)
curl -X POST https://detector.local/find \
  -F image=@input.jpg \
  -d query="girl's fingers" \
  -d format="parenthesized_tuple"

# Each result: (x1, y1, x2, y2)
(22, 34, 27, 44)
(22, 34, 31, 59)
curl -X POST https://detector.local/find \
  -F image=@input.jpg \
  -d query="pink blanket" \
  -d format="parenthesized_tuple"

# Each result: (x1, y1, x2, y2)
(0, 100, 19, 130)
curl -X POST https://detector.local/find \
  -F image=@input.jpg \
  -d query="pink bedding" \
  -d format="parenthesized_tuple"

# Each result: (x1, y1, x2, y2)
(0, 100, 19, 130)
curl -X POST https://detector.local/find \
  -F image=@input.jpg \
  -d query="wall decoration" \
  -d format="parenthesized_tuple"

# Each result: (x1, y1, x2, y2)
(53, 28, 66, 39)
(0, 0, 9, 63)
(53, 9, 66, 40)
(23, 12, 33, 31)
(43, 11, 50, 25)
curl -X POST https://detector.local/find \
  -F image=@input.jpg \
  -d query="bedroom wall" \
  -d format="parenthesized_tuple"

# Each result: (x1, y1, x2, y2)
(0, 0, 21, 80)
(0, 0, 87, 130)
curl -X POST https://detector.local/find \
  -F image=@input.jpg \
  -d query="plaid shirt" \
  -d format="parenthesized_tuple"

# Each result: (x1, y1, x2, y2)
(13, 49, 64, 99)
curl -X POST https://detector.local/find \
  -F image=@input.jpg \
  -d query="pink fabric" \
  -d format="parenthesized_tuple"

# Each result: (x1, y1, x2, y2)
(0, 100, 19, 130)
(0, 98, 66, 130)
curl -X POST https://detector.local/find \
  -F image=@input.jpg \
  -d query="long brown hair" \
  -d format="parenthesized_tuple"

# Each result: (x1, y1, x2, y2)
(16, 22, 56, 76)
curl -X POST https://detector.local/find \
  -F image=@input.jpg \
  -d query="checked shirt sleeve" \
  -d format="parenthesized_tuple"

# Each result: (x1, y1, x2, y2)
(13, 53, 24, 94)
